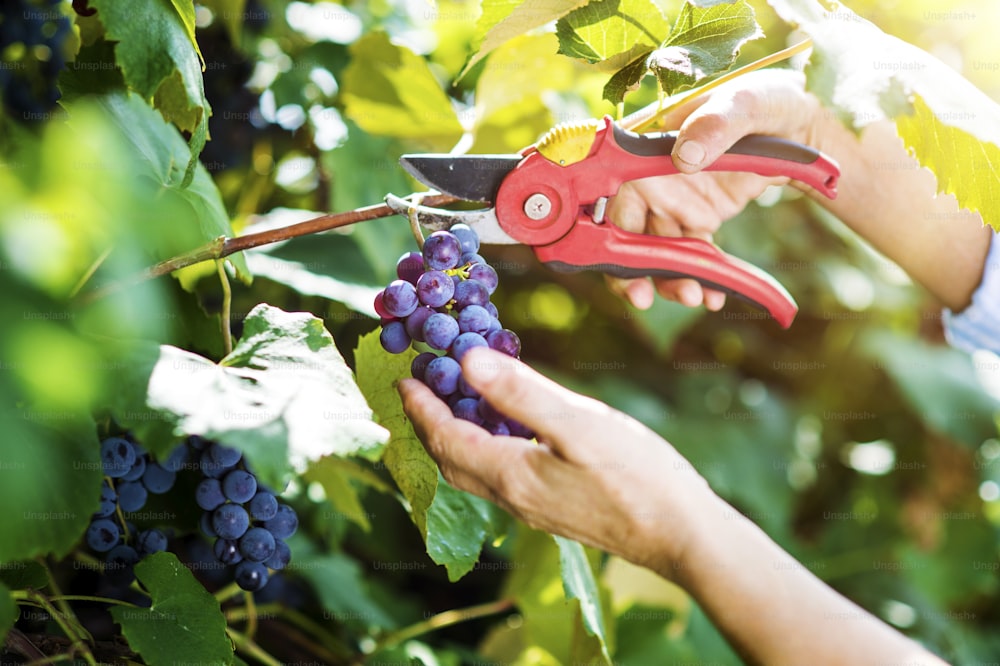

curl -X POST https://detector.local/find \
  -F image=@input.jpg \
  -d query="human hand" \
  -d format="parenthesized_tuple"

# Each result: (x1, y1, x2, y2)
(398, 347, 715, 576)
(606, 68, 825, 310)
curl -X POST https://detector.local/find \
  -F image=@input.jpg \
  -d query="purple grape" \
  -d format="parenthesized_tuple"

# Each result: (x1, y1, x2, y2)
(458, 374, 479, 398)
(396, 251, 424, 284)
(416, 270, 455, 308)
(263, 504, 298, 540)
(122, 454, 146, 481)
(209, 443, 243, 468)
(423, 312, 459, 350)
(118, 481, 147, 512)
(162, 443, 190, 472)
(487, 317, 502, 334)
(478, 397, 505, 424)
(137, 528, 168, 555)
(214, 538, 243, 565)
(199, 449, 226, 478)
(450, 332, 488, 362)
(86, 518, 121, 552)
(235, 561, 269, 591)
(485, 302, 499, 318)
(452, 398, 483, 425)
(380, 320, 411, 354)
(213, 503, 251, 540)
(249, 490, 278, 521)
(188, 435, 209, 450)
(382, 279, 419, 317)
(141, 462, 176, 494)
(239, 527, 276, 562)
(200, 511, 217, 538)
(105, 545, 139, 586)
(373, 290, 391, 318)
(487, 329, 521, 357)
(425, 356, 461, 396)
(423, 231, 462, 270)
(453, 279, 490, 309)
(101, 437, 136, 478)
(507, 418, 535, 439)
(458, 304, 492, 335)
(265, 539, 291, 571)
(411, 352, 437, 382)
(94, 480, 117, 518)
(469, 263, 498, 294)
(488, 421, 511, 436)
(449, 224, 480, 255)
(404, 305, 434, 342)
(196, 478, 226, 511)
(222, 469, 258, 504)
(462, 252, 486, 266)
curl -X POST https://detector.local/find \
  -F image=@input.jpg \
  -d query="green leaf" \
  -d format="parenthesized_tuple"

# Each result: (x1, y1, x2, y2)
(425, 479, 509, 581)
(341, 32, 463, 151)
(0, 414, 99, 564)
(554, 536, 613, 663)
(602, 50, 653, 105)
(556, 0, 668, 66)
(110, 552, 233, 665)
(764, 0, 1000, 231)
(0, 581, 13, 646)
(111, 304, 388, 490)
(91, 0, 211, 187)
(303, 456, 377, 531)
(650, 0, 762, 95)
(0, 561, 49, 591)
(245, 253, 380, 317)
(291, 551, 397, 628)
(463, 0, 590, 78)
(355, 331, 438, 536)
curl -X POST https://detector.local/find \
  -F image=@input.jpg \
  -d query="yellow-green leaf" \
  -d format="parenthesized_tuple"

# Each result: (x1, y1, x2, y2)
(556, 0, 668, 67)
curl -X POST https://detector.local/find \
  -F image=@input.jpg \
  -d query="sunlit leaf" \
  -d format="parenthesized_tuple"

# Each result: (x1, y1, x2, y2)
(556, 0, 667, 68)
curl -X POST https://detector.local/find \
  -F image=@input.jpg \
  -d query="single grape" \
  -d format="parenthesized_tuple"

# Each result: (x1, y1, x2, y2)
(214, 538, 243, 565)
(234, 561, 269, 592)
(487, 317, 503, 334)
(410, 351, 437, 382)
(382, 279, 419, 317)
(453, 279, 490, 309)
(423, 312, 459, 351)
(141, 462, 176, 494)
(222, 469, 258, 504)
(450, 332, 488, 362)
(488, 421, 511, 436)
(94, 481, 117, 518)
(196, 478, 226, 511)
(209, 443, 243, 468)
(380, 320, 411, 354)
(188, 435, 209, 451)
(213, 504, 251, 540)
(449, 224, 480, 255)
(469, 263, 498, 294)
(101, 437, 136, 478)
(415, 270, 455, 308)
(264, 539, 291, 571)
(487, 329, 521, 357)
(249, 490, 278, 521)
(137, 529, 168, 555)
(423, 231, 462, 270)
(461, 252, 486, 266)
(457, 374, 479, 398)
(161, 443, 190, 472)
(199, 449, 226, 479)
(122, 454, 147, 482)
(86, 519, 121, 553)
(458, 305, 492, 335)
(404, 305, 434, 343)
(452, 398, 484, 425)
(424, 356, 461, 396)
(263, 504, 298, 540)
(373, 290, 391, 318)
(396, 251, 424, 284)
(485, 302, 499, 318)
(200, 511, 217, 538)
(239, 527, 276, 562)
(105, 545, 140, 586)
(118, 481, 148, 513)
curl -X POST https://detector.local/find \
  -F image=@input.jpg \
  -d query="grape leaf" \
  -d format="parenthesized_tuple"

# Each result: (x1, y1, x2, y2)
(91, 0, 211, 187)
(554, 536, 613, 663)
(354, 331, 437, 536)
(425, 478, 509, 581)
(764, 0, 1000, 231)
(110, 552, 233, 665)
(110, 304, 388, 490)
(0, 582, 13, 646)
(341, 32, 463, 151)
(650, 0, 762, 96)
(291, 550, 397, 629)
(602, 50, 653, 105)
(462, 0, 590, 78)
(303, 456, 377, 532)
(556, 0, 668, 68)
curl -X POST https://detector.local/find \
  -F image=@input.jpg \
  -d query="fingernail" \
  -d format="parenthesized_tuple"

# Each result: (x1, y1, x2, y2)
(676, 140, 706, 168)
(463, 348, 499, 383)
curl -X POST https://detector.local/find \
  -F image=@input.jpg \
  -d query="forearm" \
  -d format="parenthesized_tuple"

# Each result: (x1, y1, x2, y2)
(807, 112, 992, 311)
(659, 492, 947, 666)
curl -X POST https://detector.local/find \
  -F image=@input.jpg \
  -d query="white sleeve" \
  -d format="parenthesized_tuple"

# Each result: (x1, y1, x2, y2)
(943, 232, 1000, 354)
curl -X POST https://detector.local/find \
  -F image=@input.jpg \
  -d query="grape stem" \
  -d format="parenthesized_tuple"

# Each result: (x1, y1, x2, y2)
(13, 590, 97, 666)
(227, 628, 283, 666)
(368, 597, 515, 654)
(217, 259, 233, 355)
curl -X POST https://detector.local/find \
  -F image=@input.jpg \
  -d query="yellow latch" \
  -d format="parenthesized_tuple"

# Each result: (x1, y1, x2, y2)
(535, 119, 601, 166)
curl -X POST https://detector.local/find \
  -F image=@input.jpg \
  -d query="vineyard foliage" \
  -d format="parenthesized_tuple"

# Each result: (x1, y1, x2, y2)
(1, 0, 999, 664)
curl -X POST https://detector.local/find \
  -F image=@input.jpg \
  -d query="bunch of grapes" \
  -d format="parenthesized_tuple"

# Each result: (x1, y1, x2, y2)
(85, 436, 181, 586)
(190, 436, 296, 592)
(0, 0, 73, 122)
(376, 225, 531, 437)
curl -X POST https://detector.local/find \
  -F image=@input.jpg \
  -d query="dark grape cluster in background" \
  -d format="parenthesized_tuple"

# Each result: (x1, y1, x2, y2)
(0, 0, 72, 122)
(87, 434, 296, 592)
(376, 225, 532, 438)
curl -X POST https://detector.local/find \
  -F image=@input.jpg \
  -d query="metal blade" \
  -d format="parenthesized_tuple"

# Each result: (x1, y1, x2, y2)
(384, 194, 518, 245)
(400, 154, 522, 203)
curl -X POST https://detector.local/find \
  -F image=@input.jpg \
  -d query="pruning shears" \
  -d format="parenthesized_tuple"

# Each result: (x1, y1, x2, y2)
(385, 115, 840, 328)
